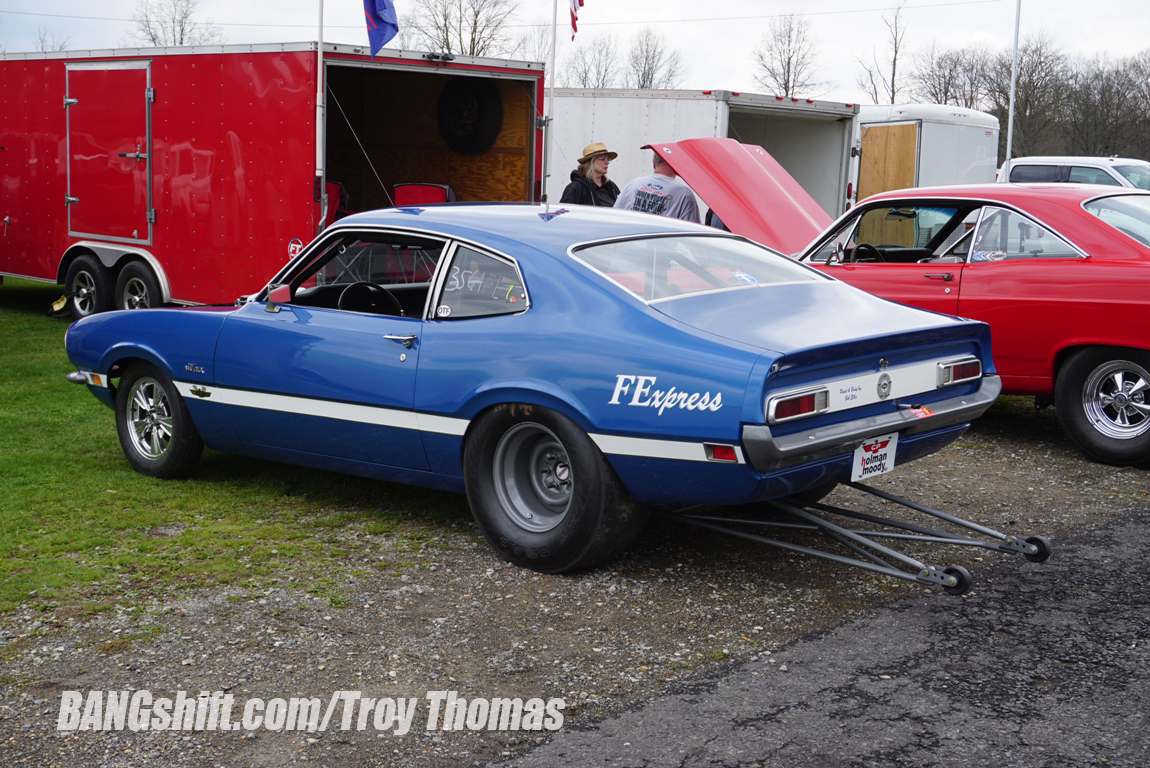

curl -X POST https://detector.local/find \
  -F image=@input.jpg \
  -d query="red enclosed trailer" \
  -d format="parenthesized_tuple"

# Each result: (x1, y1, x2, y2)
(0, 42, 545, 318)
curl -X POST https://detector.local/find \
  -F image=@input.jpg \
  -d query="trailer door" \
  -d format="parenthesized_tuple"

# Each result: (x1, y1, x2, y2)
(856, 122, 919, 201)
(66, 61, 152, 244)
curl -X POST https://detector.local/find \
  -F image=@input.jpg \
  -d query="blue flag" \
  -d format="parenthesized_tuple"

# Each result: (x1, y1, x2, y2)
(364, 0, 398, 56)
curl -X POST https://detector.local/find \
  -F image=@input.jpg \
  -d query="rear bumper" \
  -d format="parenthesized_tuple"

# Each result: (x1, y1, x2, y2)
(742, 375, 1001, 471)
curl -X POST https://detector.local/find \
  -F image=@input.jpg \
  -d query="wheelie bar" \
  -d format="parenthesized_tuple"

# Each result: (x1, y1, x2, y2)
(665, 481, 1051, 595)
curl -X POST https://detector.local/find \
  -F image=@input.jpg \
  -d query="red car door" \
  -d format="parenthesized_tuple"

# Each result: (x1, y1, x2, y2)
(816, 260, 962, 316)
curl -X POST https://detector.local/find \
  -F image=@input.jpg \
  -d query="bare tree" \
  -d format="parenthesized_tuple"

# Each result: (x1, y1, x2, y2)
(856, 2, 908, 104)
(751, 14, 823, 97)
(622, 27, 683, 89)
(1132, 50, 1150, 159)
(124, 0, 226, 47)
(560, 35, 619, 88)
(514, 21, 555, 66)
(35, 25, 71, 52)
(1062, 55, 1143, 156)
(406, 0, 520, 58)
(983, 33, 1068, 159)
(910, 44, 990, 108)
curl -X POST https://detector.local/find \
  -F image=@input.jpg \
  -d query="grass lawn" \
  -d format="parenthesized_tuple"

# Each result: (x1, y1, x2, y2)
(0, 278, 473, 616)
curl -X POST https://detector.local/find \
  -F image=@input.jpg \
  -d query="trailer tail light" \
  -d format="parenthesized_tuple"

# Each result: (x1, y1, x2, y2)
(937, 358, 982, 387)
(767, 387, 829, 424)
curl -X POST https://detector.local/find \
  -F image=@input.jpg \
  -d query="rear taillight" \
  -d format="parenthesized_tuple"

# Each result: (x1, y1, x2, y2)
(937, 358, 982, 387)
(767, 387, 829, 424)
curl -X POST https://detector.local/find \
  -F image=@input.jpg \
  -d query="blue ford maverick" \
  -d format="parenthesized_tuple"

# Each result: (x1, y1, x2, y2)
(66, 204, 1000, 573)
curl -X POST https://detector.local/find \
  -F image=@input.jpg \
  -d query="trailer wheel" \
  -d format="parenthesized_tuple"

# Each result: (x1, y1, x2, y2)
(115, 261, 162, 310)
(65, 254, 113, 319)
(437, 77, 503, 154)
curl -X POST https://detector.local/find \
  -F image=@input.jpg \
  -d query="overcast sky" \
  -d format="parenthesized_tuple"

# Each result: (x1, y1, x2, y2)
(1, 0, 1146, 103)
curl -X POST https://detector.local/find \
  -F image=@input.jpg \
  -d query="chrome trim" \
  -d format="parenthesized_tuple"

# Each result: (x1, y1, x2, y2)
(742, 375, 1002, 471)
(936, 356, 982, 388)
(765, 385, 830, 424)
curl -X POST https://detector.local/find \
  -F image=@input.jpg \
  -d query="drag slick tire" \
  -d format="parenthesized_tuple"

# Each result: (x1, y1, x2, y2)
(1055, 347, 1150, 467)
(115, 363, 204, 479)
(463, 404, 648, 573)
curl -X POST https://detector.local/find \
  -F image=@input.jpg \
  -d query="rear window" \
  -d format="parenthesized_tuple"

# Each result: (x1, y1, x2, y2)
(1083, 195, 1150, 247)
(573, 235, 824, 302)
(1114, 165, 1150, 190)
(1009, 164, 1061, 183)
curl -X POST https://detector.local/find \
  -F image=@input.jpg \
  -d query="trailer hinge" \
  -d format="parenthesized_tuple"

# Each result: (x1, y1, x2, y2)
(146, 87, 155, 103)
(64, 97, 78, 108)
(535, 115, 550, 129)
(65, 196, 79, 205)
(147, 209, 156, 224)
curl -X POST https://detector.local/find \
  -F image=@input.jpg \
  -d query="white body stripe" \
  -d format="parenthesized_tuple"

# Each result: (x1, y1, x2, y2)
(590, 434, 744, 464)
(172, 382, 726, 463)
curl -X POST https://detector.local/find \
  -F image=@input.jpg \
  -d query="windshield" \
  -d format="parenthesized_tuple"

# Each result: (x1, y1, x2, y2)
(1113, 165, 1150, 191)
(573, 235, 825, 302)
(1083, 195, 1150, 247)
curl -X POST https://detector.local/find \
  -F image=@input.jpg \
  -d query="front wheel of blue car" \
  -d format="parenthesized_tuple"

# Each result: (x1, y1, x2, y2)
(464, 405, 648, 573)
(115, 363, 204, 479)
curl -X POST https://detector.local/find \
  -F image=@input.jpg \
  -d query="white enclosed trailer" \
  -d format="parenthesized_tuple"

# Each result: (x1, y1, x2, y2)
(545, 88, 859, 218)
(852, 104, 1000, 203)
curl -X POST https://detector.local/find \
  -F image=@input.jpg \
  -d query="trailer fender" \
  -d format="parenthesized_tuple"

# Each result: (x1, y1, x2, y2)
(60, 242, 172, 303)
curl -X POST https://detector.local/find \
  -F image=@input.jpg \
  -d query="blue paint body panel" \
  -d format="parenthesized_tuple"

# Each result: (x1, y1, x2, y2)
(65, 204, 999, 507)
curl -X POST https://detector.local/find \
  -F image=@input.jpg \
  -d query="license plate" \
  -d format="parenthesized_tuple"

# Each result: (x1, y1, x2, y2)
(851, 432, 899, 482)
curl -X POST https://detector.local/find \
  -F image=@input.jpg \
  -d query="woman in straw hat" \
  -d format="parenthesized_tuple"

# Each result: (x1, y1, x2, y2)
(559, 142, 620, 206)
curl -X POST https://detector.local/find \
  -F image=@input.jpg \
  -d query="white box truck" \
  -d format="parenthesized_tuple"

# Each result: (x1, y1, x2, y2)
(545, 88, 859, 218)
(852, 104, 1000, 203)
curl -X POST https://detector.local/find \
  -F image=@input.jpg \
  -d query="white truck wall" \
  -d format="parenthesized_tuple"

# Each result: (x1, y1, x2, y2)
(852, 104, 1000, 199)
(917, 120, 999, 186)
(728, 110, 852, 217)
(545, 91, 727, 205)
(545, 89, 856, 218)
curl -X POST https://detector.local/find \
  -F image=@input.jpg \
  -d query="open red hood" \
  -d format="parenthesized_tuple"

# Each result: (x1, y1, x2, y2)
(646, 137, 832, 254)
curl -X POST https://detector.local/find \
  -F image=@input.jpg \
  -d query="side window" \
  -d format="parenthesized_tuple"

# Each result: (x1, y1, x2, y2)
(275, 231, 447, 315)
(1068, 166, 1121, 186)
(970, 206, 1080, 261)
(1009, 164, 1061, 183)
(435, 246, 527, 320)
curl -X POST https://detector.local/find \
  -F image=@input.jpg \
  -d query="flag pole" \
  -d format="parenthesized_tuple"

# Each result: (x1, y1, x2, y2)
(1002, 0, 1021, 179)
(543, 0, 560, 205)
(316, 0, 328, 230)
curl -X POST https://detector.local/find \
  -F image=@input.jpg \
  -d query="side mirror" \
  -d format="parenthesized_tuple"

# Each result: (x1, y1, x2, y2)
(265, 283, 292, 313)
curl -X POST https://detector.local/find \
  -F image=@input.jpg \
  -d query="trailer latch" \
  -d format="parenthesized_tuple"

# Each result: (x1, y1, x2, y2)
(117, 144, 148, 162)
(65, 196, 79, 205)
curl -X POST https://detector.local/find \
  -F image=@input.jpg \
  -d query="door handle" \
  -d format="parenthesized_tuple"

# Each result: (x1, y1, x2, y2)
(384, 334, 417, 349)
(923, 273, 954, 282)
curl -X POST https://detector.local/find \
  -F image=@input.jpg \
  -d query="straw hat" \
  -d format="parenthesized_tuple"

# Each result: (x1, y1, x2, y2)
(578, 142, 618, 163)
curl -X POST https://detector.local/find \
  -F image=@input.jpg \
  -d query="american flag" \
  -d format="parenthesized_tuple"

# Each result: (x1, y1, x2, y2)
(570, 0, 584, 40)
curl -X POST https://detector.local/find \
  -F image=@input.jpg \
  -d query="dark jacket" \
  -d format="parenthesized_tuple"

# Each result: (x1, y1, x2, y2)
(559, 170, 620, 207)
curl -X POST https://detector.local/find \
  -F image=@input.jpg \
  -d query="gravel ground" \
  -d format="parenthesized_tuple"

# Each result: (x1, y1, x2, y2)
(3, 397, 1148, 767)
